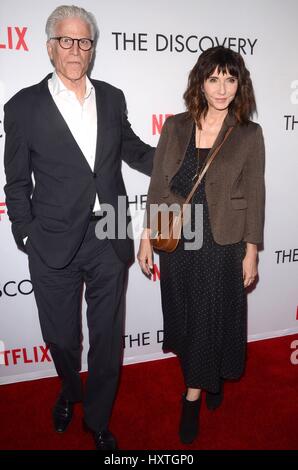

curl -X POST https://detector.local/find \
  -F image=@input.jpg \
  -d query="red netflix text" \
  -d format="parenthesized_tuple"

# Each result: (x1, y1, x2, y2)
(152, 114, 173, 135)
(152, 263, 160, 282)
(0, 202, 6, 221)
(0, 345, 51, 366)
(0, 27, 28, 51)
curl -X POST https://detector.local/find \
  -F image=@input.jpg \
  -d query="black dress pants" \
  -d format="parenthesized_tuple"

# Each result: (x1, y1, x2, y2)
(27, 220, 127, 432)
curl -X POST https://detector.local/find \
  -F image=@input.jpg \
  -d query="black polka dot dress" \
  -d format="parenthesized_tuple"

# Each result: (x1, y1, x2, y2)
(159, 125, 247, 393)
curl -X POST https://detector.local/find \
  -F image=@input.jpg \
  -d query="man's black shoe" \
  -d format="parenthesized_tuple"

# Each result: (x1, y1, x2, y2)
(52, 394, 74, 433)
(93, 429, 118, 450)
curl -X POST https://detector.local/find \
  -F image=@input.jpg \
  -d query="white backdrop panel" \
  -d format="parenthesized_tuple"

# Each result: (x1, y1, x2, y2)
(0, 0, 297, 384)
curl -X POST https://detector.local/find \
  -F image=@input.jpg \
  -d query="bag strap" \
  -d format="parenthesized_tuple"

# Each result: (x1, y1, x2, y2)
(184, 126, 234, 206)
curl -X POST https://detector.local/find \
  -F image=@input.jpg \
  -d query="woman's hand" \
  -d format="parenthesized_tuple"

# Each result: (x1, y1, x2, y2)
(137, 229, 154, 277)
(243, 243, 258, 288)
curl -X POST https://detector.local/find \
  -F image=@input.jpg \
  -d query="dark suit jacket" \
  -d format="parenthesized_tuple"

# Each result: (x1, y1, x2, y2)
(146, 112, 265, 245)
(4, 74, 154, 268)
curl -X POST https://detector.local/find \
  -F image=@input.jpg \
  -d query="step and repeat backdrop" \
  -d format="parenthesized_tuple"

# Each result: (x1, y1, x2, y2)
(0, 0, 298, 384)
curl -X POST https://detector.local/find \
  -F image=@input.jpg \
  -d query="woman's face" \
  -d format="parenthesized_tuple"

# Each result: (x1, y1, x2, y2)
(202, 67, 238, 112)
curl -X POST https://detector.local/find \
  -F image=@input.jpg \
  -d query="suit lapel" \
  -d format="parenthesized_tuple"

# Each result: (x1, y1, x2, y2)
(37, 74, 93, 173)
(168, 114, 193, 181)
(91, 79, 104, 171)
(176, 114, 194, 158)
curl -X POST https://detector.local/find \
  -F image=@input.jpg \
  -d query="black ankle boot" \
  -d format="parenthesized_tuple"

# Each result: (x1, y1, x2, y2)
(179, 393, 201, 444)
(206, 381, 224, 410)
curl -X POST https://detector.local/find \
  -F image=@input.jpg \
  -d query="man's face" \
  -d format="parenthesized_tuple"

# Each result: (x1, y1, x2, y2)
(47, 17, 93, 83)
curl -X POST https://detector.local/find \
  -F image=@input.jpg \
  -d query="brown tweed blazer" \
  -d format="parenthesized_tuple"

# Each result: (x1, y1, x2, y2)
(146, 112, 265, 245)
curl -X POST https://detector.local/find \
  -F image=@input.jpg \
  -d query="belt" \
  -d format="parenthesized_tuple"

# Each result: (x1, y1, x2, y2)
(90, 211, 104, 221)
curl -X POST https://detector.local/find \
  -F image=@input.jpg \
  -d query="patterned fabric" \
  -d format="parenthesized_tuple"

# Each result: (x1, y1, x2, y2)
(159, 125, 247, 393)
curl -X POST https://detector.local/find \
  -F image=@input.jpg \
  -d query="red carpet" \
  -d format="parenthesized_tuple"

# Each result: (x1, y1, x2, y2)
(0, 334, 298, 450)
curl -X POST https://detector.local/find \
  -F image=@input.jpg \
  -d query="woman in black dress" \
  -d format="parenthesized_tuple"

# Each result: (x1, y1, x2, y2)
(138, 46, 265, 444)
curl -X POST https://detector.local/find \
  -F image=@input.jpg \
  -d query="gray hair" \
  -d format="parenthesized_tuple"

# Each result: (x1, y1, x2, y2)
(45, 5, 99, 41)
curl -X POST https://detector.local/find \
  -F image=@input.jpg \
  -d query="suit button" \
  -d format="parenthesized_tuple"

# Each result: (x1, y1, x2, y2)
(93, 172, 97, 178)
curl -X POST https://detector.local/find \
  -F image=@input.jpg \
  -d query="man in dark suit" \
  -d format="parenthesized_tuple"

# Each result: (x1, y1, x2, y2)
(3, 5, 154, 450)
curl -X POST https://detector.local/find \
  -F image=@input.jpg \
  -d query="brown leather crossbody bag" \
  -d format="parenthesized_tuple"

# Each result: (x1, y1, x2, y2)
(150, 126, 234, 253)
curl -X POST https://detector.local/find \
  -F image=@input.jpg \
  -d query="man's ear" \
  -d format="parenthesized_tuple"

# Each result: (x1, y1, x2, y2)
(89, 47, 94, 63)
(46, 40, 53, 61)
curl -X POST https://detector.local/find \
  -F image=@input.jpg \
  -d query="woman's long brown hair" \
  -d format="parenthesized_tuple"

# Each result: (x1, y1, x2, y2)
(183, 46, 257, 127)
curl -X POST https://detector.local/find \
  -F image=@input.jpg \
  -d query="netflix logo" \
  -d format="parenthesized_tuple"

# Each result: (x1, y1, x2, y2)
(152, 114, 173, 135)
(0, 201, 6, 221)
(0, 340, 4, 364)
(0, 345, 51, 366)
(151, 263, 160, 282)
(0, 26, 28, 51)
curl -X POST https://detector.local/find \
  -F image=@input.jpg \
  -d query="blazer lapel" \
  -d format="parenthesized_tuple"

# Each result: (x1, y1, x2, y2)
(37, 74, 93, 173)
(91, 79, 104, 171)
(168, 114, 193, 182)
(176, 113, 194, 158)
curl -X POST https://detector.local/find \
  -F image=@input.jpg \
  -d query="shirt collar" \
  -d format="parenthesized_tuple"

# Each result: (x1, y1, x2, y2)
(50, 71, 94, 99)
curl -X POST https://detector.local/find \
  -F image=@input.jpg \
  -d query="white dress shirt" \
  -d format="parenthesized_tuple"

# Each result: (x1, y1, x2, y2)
(48, 71, 100, 211)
